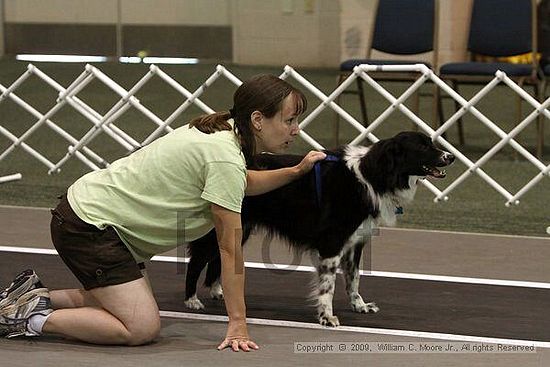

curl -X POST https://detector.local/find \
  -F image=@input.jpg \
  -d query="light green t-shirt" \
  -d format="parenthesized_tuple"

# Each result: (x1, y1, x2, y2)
(67, 122, 247, 262)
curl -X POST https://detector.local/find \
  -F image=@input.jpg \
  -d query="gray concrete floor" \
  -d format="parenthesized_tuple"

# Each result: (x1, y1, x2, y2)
(1, 205, 550, 366)
(1, 320, 549, 367)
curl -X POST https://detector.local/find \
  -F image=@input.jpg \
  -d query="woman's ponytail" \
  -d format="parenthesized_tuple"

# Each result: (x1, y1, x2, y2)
(189, 111, 232, 134)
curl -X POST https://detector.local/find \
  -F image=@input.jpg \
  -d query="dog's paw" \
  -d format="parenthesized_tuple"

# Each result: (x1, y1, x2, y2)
(184, 295, 205, 310)
(351, 299, 380, 314)
(319, 314, 340, 327)
(209, 282, 224, 300)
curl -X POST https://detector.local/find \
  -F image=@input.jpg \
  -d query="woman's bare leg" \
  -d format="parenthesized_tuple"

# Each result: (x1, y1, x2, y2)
(50, 268, 152, 309)
(49, 289, 99, 309)
(43, 278, 160, 345)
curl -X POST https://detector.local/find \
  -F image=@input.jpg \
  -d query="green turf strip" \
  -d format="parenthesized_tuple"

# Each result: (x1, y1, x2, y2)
(0, 60, 548, 237)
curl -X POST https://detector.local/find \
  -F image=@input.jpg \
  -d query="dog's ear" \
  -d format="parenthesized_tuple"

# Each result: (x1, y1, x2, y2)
(384, 140, 403, 172)
(360, 139, 403, 188)
(382, 140, 406, 190)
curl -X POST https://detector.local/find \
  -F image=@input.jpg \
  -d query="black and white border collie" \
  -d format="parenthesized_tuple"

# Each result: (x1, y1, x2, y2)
(185, 131, 454, 327)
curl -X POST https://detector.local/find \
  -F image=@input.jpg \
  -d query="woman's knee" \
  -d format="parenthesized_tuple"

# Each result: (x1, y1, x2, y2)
(89, 278, 161, 345)
(125, 316, 161, 346)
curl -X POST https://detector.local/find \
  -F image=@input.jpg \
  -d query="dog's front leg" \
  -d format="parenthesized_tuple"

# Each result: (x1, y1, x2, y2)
(204, 256, 224, 300)
(316, 256, 340, 327)
(341, 245, 379, 314)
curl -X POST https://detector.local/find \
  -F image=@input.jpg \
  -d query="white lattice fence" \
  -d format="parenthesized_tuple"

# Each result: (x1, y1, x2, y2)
(282, 64, 550, 206)
(0, 63, 549, 207)
(0, 172, 21, 184)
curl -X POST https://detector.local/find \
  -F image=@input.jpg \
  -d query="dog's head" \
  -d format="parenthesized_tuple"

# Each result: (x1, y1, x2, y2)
(358, 131, 454, 193)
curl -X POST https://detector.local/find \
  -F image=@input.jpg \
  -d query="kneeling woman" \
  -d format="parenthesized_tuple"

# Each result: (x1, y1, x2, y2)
(0, 74, 325, 351)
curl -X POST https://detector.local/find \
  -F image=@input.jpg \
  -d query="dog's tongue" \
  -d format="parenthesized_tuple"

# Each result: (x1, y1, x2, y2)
(427, 167, 446, 178)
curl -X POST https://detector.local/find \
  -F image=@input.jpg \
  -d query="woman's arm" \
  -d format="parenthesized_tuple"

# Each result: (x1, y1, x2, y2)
(245, 150, 326, 196)
(211, 203, 258, 352)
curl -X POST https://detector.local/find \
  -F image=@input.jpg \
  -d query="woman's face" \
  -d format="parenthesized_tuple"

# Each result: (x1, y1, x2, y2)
(253, 94, 301, 154)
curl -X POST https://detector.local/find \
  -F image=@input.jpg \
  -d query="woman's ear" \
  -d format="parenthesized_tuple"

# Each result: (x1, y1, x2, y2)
(251, 111, 263, 131)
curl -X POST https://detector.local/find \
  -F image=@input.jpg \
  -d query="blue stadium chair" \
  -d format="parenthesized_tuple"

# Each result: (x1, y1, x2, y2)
(437, 0, 543, 156)
(335, 0, 439, 145)
(543, 65, 550, 151)
(544, 65, 550, 98)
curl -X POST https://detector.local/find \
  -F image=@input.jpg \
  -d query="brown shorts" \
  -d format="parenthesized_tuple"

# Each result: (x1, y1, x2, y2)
(50, 195, 143, 290)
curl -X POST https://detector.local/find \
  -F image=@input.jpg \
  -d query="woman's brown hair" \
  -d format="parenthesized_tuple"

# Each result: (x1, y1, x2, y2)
(189, 74, 307, 165)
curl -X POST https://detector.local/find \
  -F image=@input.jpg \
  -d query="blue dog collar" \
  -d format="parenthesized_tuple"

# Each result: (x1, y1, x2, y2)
(314, 154, 340, 207)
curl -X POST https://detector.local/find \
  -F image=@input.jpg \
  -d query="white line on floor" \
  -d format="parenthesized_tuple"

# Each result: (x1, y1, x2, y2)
(0, 246, 58, 255)
(159, 310, 550, 349)
(151, 254, 550, 290)
(386, 226, 550, 241)
(2, 245, 550, 289)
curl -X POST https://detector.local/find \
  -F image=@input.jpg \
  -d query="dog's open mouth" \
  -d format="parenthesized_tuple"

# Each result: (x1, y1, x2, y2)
(422, 165, 447, 178)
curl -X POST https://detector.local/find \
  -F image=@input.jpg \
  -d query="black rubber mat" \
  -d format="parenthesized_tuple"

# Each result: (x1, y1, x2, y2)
(1, 252, 549, 341)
